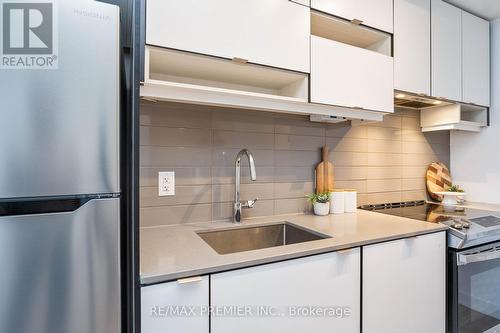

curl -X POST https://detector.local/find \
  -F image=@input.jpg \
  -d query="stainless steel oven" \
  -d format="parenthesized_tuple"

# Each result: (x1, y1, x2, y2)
(449, 241, 500, 333)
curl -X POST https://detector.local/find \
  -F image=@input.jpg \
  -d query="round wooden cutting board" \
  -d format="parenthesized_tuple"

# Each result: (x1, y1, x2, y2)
(426, 162, 452, 202)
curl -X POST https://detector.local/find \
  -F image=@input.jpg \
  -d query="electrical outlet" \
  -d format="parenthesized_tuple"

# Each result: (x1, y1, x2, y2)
(158, 172, 175, 196)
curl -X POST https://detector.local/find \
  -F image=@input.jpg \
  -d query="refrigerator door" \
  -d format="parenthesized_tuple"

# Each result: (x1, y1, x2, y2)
(0, 0, 120, 199)
(0, 198, 120, 333)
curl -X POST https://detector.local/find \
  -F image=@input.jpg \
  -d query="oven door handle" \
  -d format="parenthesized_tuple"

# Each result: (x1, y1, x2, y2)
(457, 248, 500, 266)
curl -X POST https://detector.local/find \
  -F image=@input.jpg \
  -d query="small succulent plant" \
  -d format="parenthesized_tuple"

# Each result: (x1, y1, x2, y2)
(307, 192, 331, 204)
(448, 184, 465, 193)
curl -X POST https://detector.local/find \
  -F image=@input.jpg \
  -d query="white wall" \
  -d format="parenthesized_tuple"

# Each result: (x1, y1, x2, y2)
(450, 18, 500, 204)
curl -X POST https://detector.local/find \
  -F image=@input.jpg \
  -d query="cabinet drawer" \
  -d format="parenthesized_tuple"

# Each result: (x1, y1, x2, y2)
(211, 249, 361, 333)
(141, 276, 209, 333)
(311, 36, 394, 113)
(311, 0, 393, 33)
(146, 0, 310, 73)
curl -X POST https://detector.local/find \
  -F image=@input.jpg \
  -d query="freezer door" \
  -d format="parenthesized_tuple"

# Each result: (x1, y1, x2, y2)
(0, 198, 120, 333)
(0, 0, 120, 198)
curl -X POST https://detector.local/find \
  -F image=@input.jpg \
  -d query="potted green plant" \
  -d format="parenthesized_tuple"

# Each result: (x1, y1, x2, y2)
(448, 184, 465, 193)
(307, 192, 331, 216)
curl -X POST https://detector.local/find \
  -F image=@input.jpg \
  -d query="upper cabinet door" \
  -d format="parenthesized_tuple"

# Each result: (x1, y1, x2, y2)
(394, 0, 431, 95)
(311, 36, 394, 113)
(462, 11, 490, 107)
(431, 0, 462, 101)
(146, 0, 310, 73)
(311, 0, 394, 33)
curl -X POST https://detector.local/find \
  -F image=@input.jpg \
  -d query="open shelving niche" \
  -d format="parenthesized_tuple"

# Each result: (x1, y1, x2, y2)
(420, 103, 488, 132)
(140, 45, 386, 122)
(310, 10, 392, 57)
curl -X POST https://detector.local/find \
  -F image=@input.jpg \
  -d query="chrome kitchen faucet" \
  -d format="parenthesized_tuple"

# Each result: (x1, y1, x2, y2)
(234, 149, 258, 223)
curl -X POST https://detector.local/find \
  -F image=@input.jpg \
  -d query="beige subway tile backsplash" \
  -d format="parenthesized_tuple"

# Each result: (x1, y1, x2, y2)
(212, 183, 274, 203)
(139, 101, 451, 227)
(334, 166, 367, 181)
(275, 198, 311, 215)
(140, 146, 211, 167)
(275, 134, 325, 151)
(212, 166, 274, 184)
(213, 130, 274, 150)
(327, 137, 367, 153)
(274, 182, 314, 199)
(367, 139, 402, 154)
(275, 117, 326, 136)
(140, 167, 211, 186)
(366, 166, 402, 180)
(140, 204, 212, 226)
(274, 166, 315, 183)
(140, 185, 212, 207)
(140, 126, 212, 147)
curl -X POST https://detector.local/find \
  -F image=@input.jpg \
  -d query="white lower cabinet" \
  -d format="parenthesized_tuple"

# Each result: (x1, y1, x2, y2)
(141, 276, 209, 333)
(311, 36, 394, 113)
(362, 232, 446, 333)
(211, 249, 361, 333)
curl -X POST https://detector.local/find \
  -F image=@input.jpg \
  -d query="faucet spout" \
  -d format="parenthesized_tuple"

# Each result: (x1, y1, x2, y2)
(234, 149, 257, 223)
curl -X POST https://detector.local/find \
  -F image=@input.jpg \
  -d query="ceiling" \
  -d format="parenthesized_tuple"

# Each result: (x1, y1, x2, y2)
(446, 0, 500, 21)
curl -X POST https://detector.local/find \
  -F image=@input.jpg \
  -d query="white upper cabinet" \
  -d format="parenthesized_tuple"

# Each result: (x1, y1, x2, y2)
(363, 232, 446, 333)
(211, 250, 361, 333)
(462, 11, 490, 107)
(394, 0, 431, 95)
(146, 0, 310, 73)
(311, 36, 394, 113)
(431, 0, 462, 102)
(311, 0, 394, 33)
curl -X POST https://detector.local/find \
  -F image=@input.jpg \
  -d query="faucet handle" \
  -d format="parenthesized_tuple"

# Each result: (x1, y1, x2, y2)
(243, 198, 258, 208)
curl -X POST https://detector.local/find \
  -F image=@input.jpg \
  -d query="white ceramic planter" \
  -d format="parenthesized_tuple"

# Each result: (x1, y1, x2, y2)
(434, 192, 467, 206)
(313, 202, 330, 216)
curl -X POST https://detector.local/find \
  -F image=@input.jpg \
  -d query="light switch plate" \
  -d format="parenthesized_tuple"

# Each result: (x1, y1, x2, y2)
(158, 172, 175, 196)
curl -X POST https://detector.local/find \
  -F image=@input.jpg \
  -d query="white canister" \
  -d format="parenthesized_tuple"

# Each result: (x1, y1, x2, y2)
(330, 190, 345, 214)
(344, 190, 357, 213)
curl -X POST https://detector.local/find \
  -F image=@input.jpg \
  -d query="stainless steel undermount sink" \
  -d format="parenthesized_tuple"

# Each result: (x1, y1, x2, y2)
(197, 222, 330, 255)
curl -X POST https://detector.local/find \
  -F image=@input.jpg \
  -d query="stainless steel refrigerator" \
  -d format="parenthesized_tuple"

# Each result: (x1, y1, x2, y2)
(0, 1, 121, 332)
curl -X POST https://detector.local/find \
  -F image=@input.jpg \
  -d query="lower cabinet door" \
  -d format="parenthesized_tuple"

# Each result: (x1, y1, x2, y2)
(363, 232, 446, 333)
(211, 250, 361, 333)
(141, 276, 209, 333)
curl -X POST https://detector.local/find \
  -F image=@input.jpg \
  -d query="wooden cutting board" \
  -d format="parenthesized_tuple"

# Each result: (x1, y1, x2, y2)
(426, 162, 452, 201)
(316, 146, 334, 193)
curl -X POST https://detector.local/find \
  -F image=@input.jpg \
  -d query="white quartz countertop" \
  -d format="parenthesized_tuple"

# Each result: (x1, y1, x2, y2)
(140, 209, 447, 285)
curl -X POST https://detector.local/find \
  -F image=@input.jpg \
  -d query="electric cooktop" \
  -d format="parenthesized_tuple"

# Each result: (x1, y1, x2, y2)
(359, 200, 500, 249)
